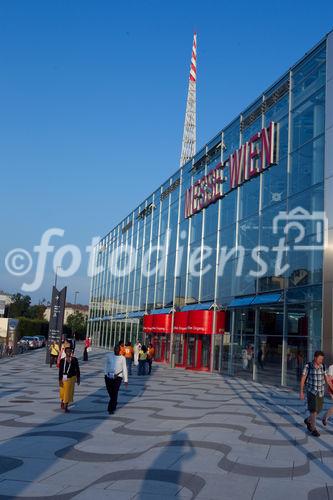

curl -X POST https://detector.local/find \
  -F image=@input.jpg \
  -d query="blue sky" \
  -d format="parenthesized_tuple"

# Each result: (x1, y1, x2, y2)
(0, 0, 332, 304)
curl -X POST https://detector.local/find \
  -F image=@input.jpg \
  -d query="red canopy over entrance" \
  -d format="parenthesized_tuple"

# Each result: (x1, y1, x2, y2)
(144, 310, 225, 335)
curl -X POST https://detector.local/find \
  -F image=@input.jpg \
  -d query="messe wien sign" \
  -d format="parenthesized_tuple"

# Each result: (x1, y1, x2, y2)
(185, 121, 279, 218)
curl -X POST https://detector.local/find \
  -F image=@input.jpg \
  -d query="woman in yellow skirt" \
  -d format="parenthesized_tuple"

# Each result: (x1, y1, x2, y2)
(59, 347, 80, 413)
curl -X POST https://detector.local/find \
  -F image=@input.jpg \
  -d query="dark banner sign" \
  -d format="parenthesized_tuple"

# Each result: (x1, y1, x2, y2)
(45, 286, 67, 364)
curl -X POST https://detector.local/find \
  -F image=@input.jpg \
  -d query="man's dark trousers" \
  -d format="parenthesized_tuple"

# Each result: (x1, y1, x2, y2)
(104, 375, 122, 413)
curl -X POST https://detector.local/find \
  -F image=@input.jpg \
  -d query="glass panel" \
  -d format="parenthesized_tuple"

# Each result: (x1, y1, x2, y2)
(291, 87, 325, 152)
(287, 234, 323, 288)
(190, 212, 203, 243)
(217, 257, 235, 300)
(186, 335, 196, 368)
(187, 274, 200, 303)
(220, 190, 237, 228)
(256, 306, 284, 386)
(238, 215, 259, 251)
(264, 94, 289, 124)
(289, 135, 324, 196)
(242, 117, 262, 144)
(219, 224, 236, 251)
(175, 334, 185, 365)
(262, 157, 287, 208)
(292, 45, 325, 92)
(213, 333, 223, 371)
(238, 177, 260, 220)
(223, 120, 240, 159)
(201, 234, 217, 302)
(287, 184, 324, 238)
(233, 253, 257, 295)
(231, 309, 255, 380)
(286, 337, 307, 389)
(201, 335, 211, 369)
(204, 203, 218, 237)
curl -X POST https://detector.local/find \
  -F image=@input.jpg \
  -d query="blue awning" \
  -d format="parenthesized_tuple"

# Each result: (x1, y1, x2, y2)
(127, 311, 146, 318)
(228, 296, 255, 308)
(252, 293, 282, 305)
(182, 302, 214, 312)
(112, 313, 126, 320)
(149, 308, 173, 315)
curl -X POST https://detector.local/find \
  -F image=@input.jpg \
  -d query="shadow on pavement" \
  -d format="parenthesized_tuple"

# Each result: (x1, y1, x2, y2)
(0, 348, 154, 499)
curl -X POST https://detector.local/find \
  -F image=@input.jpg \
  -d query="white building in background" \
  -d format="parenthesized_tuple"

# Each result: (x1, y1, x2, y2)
(44, 304, 89, 325)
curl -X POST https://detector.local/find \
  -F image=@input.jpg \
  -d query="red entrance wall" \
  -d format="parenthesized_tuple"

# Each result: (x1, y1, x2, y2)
(143, 315, 154, 333)
(144, 310, 225, 370)
(173, 312, 188, 333)
(144, 310, 226, 335)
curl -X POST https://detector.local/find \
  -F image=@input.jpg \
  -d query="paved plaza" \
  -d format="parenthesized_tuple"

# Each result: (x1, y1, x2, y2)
(1, 348, 333, 499)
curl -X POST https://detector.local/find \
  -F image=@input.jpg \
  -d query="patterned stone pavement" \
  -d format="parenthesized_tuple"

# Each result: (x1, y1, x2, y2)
(1, 348, 333, 499)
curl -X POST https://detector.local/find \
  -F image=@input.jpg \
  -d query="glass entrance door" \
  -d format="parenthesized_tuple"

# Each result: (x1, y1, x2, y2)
(231, 309, 255, 380)
(256, 306, 283, 386)
(186, 335, 196, 368)
(201, 335, 211, 370)
(175, 334, 185, 366)
(153, 334, 165, 361)
(185, 334, 211, 370)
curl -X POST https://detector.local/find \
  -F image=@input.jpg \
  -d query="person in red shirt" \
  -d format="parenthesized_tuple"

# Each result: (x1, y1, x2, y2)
(147, 343, 155, 375)
(83, 337, 91, 362)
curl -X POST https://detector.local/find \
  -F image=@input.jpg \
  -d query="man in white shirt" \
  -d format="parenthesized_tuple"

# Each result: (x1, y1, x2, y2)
(104, 345, 128, 414)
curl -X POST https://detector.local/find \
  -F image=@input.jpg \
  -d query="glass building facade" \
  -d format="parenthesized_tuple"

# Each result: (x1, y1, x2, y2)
(88, 32, 333, 387)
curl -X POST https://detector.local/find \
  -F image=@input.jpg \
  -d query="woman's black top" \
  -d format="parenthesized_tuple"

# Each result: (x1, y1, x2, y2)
(59, 357, 80, 381)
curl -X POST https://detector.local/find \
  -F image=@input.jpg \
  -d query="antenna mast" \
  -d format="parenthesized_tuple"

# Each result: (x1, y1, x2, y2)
(180, 33, 197, 167)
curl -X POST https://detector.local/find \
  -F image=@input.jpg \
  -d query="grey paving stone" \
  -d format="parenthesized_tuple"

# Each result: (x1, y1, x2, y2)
(0, 346, 332, 499)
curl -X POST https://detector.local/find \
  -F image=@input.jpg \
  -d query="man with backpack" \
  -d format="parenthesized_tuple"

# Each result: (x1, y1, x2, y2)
(300, 350, 333, 437)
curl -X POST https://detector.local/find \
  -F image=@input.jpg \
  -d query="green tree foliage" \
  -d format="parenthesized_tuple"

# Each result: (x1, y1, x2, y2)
(67, 311, 87, 340)
(8, 294, 31, 318)
(27, 304, 46, 320)
(17, 317, 49, 337)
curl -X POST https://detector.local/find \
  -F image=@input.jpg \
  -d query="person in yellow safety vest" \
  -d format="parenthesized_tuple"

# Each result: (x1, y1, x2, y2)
(50, 341, 60, 368)
(138, 345, 148, 376)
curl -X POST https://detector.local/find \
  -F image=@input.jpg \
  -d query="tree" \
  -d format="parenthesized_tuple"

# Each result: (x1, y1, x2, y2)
(8, 294, 31, 318)
(67, 311, 87, 340)
(27, 305, 46, 320)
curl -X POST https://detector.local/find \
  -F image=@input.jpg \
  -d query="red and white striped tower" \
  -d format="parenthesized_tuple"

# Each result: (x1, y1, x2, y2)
(180, 33, 197, 167)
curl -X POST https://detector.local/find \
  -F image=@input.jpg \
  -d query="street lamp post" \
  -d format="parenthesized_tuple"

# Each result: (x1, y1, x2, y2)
(54, 266, 61, 288)
(73, 291, 79, 341)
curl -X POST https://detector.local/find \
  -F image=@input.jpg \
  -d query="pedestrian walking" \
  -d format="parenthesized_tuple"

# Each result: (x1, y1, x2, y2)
(50, 340, 60, 368)
(296, 350, 304, 380)
(147, 343, 155, 375)
(138, 345, 148, 376)
(104, 345, 128, 414)
(257, 348, 264, 370)
(133, 340, 141, 367)
(83, 337, 91, 361)
(124, 342, 134, 375)
(71, 336, 76, 353)
(322, 364, 333, 426)
(118, 341, 126, 356)
(246, 345, 253, 371)
(241, 348, 248, 370)
(59, 347, 80, 413)
(300, 350, 333, 437)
